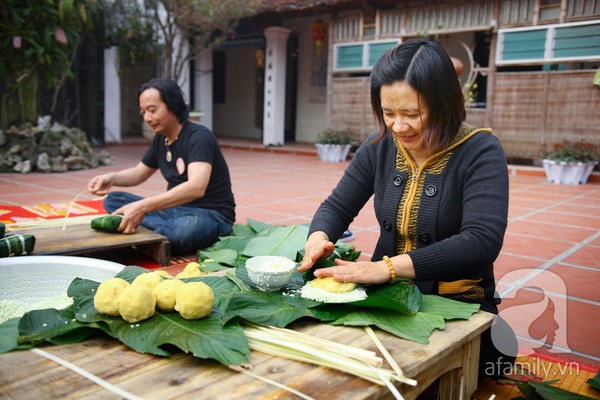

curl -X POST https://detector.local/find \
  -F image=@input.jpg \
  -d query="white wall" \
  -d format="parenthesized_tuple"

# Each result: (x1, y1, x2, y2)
(283, 17, 329, 144)
(213, 46, 262, 139)
(210, 16, 329, 144)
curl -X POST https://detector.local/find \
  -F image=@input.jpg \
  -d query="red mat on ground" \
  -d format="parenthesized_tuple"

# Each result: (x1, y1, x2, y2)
(0, 199, 106, 224)
(1, 200, 196, 273)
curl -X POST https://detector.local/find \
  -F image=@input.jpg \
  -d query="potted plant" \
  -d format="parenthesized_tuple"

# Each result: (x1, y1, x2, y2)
(315, 129, 352, 162)
(188, 110, 204, 123)
(542, 140, 599, 184)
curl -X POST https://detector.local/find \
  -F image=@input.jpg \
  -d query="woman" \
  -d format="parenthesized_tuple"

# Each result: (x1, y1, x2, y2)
(298, 38, 515, 376)
(88, 78, 235, 254)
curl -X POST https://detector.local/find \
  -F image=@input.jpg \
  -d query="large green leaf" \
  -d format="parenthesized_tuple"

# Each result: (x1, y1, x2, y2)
(587, 371, 600, 390)
(330, 308, 443, 344)
(0, 318, 30, 353)
(419, 294, 480, 320)
(224, 264, 316, 325)
(198, 248, 239, 267)
(99, 311, 250, 365)
(18, 308, 94, 344)
(0, 222, 483, 369)
(242, 224, 309, 258)
(330, 295, 480, 344)
(351, 280, 422, 315)
(223, 291, 319, 327)
(231, 223, 256, 237)
(246, 219, 275, 233)
(66, 268, 251, 366)
(209, 236, 252, 253)
(222, 264, 472, 345)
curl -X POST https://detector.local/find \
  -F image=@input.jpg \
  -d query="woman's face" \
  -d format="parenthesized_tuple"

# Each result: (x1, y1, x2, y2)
(380, 81, 429, 155)
(139, 88, 179, 136)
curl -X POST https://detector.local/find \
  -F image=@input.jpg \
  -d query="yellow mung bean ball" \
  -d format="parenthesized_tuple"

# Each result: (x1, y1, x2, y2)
(176, 262, 204, 279)
(132, 271, 164, 290)
(175, 281, 214, 320)
(116, 284, 156, 323)
(94, 277, 130, 317)
(153, 279, 185, 312)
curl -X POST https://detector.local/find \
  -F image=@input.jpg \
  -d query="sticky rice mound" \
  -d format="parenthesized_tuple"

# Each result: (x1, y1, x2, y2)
(301, 277, 367, 303)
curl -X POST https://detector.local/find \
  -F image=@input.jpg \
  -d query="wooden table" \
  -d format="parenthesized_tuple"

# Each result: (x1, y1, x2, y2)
(0, 311, 495, 399)
(12, 223, 171, 266)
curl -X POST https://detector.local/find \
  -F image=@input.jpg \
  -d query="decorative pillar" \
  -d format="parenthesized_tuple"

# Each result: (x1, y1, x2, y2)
(103, 46, 121, 143)
(262, 27, 291, 146)
(193, 49, 213, 130)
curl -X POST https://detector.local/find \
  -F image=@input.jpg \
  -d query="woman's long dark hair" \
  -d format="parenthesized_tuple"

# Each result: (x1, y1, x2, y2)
(138, 78, 190, 123)
(370, 38, 465, 153)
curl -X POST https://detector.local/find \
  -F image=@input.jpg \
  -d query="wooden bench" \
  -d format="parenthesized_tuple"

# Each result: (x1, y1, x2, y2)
(0, 311, 495, 399)
(12, 223, 171, 266)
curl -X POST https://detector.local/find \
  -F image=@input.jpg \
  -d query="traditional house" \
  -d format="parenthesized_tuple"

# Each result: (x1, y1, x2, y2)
(104, 0, 600, 163)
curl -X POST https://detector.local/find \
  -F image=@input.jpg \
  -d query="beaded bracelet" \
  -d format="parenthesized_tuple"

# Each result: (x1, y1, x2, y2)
(382, 255, 396, 284)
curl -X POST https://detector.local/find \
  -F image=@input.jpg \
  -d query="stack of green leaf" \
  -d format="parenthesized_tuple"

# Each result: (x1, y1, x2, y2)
(0, 220, 480, 368)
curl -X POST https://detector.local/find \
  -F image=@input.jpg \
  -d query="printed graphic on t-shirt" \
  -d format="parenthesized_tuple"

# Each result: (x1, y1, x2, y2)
(176, 157, 185, 175)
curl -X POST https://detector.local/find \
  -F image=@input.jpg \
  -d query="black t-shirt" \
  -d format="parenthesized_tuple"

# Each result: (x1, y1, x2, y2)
(142, 121, 235, 222)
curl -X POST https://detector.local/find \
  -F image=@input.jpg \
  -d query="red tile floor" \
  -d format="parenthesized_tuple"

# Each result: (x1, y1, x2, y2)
(1, 138, 599, 370)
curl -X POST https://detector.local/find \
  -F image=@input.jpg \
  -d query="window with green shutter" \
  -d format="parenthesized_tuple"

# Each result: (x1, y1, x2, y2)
(497, 21, 600, 65)
(554, 23, 600, 58)
(334, 40, 400, 72)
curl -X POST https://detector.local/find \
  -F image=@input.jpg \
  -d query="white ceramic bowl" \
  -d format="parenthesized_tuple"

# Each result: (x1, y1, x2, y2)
(245, 256, 297, 292)
(0, 255, 125, 304)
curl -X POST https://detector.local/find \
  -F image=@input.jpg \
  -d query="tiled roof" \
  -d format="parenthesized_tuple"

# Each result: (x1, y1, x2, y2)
(256, 0, 361, 15)
(258, 0, 354, 12)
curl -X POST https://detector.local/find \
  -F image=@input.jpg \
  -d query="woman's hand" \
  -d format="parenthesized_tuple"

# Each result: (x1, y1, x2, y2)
(298, 231, 335, 272)
(313, 259, 392, 285)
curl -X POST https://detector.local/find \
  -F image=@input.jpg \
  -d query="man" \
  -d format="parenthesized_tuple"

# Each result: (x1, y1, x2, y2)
(88, 78, 235, 254)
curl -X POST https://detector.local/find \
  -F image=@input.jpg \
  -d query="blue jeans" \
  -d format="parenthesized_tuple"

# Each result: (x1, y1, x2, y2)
(103, 192, 233, 254)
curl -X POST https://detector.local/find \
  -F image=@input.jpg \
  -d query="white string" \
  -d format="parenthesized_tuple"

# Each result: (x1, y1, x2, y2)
(240, 369, 315, 400)
(62, 190, 92, 230)
(30, 348, 143, 399)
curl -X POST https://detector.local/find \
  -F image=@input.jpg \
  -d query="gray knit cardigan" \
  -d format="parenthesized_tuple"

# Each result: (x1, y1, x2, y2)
(309, 126, 509, 313)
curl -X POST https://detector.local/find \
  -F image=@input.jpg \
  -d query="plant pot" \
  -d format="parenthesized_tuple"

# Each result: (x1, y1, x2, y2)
(189, 111, 204, 123)
(542, 159, 597, 185)
(316, 144, 351, 162)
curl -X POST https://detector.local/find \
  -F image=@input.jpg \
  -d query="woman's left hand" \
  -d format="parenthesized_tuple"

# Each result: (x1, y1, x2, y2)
(313, 259, 392, 285)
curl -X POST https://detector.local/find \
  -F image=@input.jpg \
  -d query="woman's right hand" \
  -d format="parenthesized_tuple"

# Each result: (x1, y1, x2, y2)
(298, 231, 335, 272)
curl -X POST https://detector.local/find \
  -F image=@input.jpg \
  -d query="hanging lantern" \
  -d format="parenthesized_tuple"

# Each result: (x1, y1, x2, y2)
(450, 57, 464, 76)
(311, 20, 327, 55)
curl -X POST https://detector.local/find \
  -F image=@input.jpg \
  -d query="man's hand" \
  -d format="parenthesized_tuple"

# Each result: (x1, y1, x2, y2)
(87, 173, 114, 196)
(113, 201, 148, 234)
